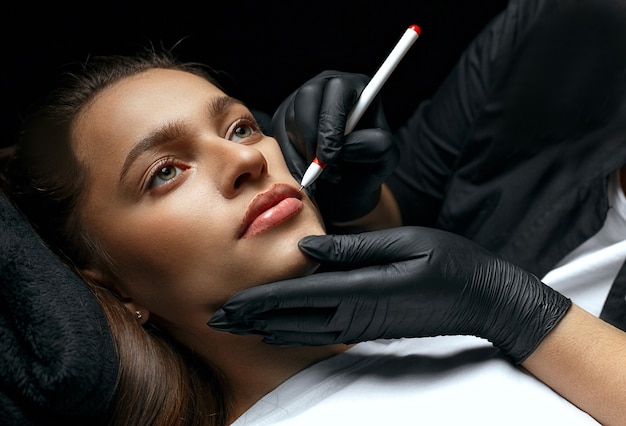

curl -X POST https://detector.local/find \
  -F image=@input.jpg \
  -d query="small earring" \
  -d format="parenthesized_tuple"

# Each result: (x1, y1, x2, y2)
(135, 311, 143, 320)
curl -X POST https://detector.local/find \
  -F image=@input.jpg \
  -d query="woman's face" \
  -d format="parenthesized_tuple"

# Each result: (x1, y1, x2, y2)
(72, 68, 325, 330)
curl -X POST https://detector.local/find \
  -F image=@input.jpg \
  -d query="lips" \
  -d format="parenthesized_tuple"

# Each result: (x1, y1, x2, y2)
(238, 183, 304, 239)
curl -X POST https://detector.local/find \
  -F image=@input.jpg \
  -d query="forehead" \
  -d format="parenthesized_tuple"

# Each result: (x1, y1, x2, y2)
(71, 68, 226, 158)
(82, 67, 225, 119)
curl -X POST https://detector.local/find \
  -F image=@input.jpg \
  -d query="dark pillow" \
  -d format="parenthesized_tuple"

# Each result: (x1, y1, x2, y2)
(0, 192, 117, 425)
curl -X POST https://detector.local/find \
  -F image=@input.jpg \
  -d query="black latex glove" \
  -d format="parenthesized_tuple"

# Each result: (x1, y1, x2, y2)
(271, 70, 399, 222)
(209, 227, 571, 364)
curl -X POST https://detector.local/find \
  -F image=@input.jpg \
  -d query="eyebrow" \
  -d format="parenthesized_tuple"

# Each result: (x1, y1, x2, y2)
(118, 95, 245, 183)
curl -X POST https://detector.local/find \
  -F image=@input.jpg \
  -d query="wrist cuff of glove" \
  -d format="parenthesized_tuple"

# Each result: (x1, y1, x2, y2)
(321, 187, 382, 223)
(500, 286, 572, 365)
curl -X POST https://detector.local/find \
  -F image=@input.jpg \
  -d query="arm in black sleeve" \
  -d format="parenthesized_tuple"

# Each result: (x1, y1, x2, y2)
(387, 0, 546, 225)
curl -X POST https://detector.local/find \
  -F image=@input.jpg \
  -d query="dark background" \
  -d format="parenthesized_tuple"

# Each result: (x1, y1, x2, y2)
(1, 1, 508, 148)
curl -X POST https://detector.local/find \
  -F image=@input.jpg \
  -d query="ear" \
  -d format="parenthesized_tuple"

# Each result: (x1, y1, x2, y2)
(80, 268, 150, 325)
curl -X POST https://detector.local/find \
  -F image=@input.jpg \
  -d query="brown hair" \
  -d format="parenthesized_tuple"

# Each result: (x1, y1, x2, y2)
(1, 48, 230, 425)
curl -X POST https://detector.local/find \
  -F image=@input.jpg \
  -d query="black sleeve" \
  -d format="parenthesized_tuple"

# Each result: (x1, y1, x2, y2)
(386, 0, 545, 226)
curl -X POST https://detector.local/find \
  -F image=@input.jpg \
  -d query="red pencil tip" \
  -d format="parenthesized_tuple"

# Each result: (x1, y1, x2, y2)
(409, 24, 421, 36)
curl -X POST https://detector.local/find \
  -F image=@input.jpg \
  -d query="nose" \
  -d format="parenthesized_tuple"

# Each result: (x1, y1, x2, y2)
(215, 142, 268, 198)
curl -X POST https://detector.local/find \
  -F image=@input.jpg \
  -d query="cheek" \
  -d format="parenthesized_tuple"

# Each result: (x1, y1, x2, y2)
(91, 202, 237, 300)
(100, 221, 243, 327)
(130, 220, 229, 277)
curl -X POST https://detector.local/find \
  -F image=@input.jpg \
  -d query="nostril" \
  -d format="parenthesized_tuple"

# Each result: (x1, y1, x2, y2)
(234, 173, 250, 189)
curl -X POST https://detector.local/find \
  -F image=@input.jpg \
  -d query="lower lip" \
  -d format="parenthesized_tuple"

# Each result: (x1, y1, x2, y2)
(240, 198, 304, 239)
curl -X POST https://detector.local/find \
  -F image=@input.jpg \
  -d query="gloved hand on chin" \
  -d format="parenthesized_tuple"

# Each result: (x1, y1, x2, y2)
(271, 70, 398, 223)
(209, 227, 572, 364)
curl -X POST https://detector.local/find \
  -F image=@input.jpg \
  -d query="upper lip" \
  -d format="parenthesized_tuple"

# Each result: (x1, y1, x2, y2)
(238, 183, 302, 238)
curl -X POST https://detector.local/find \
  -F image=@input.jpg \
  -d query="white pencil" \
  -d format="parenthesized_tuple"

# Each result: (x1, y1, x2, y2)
(299, 24, 421, 191)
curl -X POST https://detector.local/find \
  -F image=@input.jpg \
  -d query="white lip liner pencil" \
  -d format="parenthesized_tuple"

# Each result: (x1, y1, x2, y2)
(298, 24, 421, 192)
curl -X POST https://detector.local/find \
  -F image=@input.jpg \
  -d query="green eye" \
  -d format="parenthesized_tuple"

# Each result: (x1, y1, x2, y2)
(230, 124, 254, 142)
(157, 165, 177, 180)
(149, 164, 183, 188)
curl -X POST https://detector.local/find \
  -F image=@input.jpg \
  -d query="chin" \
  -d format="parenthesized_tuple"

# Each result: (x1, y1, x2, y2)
(256, 233, 321, 284)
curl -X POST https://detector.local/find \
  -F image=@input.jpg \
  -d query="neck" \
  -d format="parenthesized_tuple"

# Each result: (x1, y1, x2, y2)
(174, 325, 349, 422)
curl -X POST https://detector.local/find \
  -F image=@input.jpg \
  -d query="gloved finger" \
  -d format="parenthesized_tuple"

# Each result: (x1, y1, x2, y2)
(313, 74, 370, 164)
(261, 305, 394, 345)
(283, 70, 366, 161)
(211, 308, 339, 334)
(210, 269, 358, 320)
(238, 295, 386, 335)
(263, 331, 344, 346)
(372, 97, 390, 129)
(209, 260, 416, 324)
(210, 312, 347, 345)
(315, 129, 396, 191)
(211, 269, 364, 317)
(262, 309, 339, 331)
(297, 229, 428, 266)
(339, 128, 398, 165)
